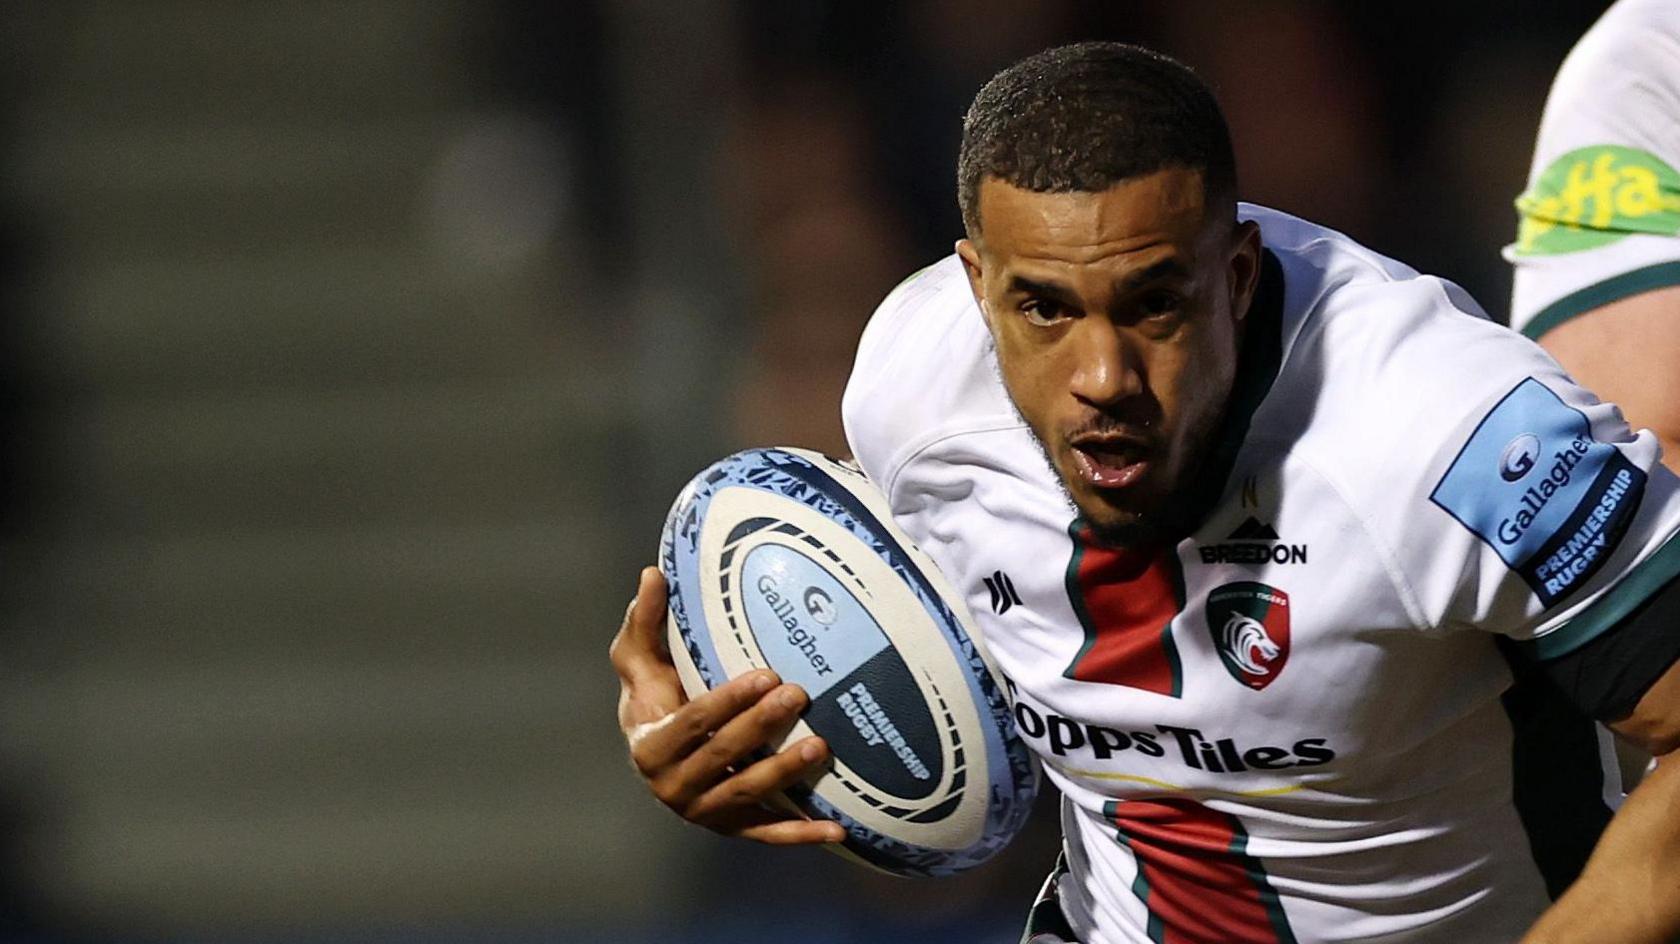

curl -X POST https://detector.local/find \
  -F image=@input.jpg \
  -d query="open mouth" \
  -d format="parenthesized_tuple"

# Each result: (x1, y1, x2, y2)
(1069, 436, 1151, 490)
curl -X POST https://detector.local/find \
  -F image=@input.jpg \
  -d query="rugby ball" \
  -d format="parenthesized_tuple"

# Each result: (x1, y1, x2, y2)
(659, 447, 1038, 877)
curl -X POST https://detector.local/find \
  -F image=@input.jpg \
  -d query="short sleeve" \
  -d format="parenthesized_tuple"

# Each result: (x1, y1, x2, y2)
(1376, 332, 1680, 656)
(1505, 153, 1680, 340)
(1504, 0, 1680, 337)
(841, 256, 1020, 504)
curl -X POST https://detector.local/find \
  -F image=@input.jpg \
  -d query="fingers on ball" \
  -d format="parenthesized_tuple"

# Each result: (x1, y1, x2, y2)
(608, 567, 669, 673)
(678, 683, 808, 780)
(692, 736, 829, 817)
(670, 671, 782, 749)
(734, 814, 848, 846)
(637, 672, 785, 794)
(686, 736, 832, 826)
(631, 567, 667, 628)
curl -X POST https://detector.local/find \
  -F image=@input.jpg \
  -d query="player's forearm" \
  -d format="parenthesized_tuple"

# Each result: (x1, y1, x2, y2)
(1522, 750, 1680, 943)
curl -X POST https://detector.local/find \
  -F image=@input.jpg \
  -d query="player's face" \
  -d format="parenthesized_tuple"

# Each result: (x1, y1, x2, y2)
(957, 170, 1261, 546)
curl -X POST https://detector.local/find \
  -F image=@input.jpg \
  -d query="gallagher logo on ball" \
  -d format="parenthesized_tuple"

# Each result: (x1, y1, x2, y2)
(1205, 582, 1290, 690)
(803, 586, 838, 625)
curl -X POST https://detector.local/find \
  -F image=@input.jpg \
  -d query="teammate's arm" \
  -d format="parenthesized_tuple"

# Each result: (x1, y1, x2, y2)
(609, 567, 844, 845)
(1519, 576, 1680, 943)
(1536, 286, 1680, 472)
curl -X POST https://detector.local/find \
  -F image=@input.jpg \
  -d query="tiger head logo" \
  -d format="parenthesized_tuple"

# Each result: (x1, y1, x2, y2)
(1205, 582, 1291, 690)
(1220, 613, 1281, 677)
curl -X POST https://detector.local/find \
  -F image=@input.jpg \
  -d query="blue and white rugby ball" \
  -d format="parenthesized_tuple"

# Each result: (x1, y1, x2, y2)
(659, 447, 1037, 877)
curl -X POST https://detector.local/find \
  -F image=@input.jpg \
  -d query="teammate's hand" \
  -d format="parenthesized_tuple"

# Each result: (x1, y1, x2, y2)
(609, 566, 845, 845)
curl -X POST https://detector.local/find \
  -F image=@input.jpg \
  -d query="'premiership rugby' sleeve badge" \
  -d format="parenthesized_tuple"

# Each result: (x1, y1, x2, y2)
(1430, 378, 1646, 608)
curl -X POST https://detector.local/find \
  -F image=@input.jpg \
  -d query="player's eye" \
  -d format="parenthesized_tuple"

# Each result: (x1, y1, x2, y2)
(1141, 291, 1184, 318)
(1020, 298, 1068, 326)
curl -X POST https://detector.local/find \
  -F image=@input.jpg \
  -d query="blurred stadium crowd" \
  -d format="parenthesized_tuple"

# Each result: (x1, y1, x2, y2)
(0, 1, 1620, 942)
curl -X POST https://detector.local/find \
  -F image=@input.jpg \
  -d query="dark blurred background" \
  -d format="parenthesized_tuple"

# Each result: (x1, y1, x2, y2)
(0, 2, 1612, 942)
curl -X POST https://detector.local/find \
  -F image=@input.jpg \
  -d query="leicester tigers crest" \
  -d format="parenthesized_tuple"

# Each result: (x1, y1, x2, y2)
(1204, 582, 1290, 690)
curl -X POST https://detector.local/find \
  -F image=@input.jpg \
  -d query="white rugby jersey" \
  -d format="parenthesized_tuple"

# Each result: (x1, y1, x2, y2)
(1506, 0, 1680, 338)
(843, 205, 1680, 944)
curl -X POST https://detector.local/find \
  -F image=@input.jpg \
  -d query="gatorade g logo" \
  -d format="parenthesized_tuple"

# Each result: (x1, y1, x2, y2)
(1513, 145, 1680, 255)
(1204, 582, 1290, 691)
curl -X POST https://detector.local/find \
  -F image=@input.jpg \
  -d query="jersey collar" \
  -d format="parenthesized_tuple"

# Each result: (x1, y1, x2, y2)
(1175, 247, 1286, 534)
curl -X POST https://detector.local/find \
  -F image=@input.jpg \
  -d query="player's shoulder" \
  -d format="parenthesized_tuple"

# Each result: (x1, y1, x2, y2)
(841, 255, 1022, 494)
(1246, 203, 1432, 314)
(1546, 0, 1680, 114)
(1527, 0, 1680, 167)
(1252, 205, 1565, 481)
(1248, 203, 1522, 408)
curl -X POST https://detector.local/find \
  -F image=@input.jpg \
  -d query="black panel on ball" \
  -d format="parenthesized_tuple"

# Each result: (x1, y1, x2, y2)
(803, 648, 946, 802)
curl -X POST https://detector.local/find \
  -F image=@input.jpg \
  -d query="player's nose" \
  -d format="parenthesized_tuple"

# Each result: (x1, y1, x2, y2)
(1068, 318, 1144, 409)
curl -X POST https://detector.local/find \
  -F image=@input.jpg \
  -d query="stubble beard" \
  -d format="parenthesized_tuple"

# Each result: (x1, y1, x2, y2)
(987, 343, 1164, 550)
(986, 338, 1223, 552)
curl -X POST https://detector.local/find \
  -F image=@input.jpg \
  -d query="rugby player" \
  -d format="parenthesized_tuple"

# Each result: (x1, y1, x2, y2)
(611, 42, 1680, 943)
(1507, 0, 1680, 469)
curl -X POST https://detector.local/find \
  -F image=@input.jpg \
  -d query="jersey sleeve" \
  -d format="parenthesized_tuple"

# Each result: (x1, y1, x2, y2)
(1504, 0, 1680, 338)
(841, 256, 1019, 503)
(841, 263, 942, 493)
(1343, 278, 1680, 658)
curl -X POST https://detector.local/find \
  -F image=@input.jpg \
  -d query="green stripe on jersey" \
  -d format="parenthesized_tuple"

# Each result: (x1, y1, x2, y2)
(1229, 824, 1300, 944)
(1521, 260, 1680, 341)
(1524, 530, 1680, 660)
(1105, 802, 1165, 944)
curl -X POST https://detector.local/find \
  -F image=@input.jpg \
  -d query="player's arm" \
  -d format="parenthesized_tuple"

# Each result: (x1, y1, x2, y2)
(608, 566, 844, 845)
(1536, 286, 1680, 471)
(1518, 574, 1680, 944)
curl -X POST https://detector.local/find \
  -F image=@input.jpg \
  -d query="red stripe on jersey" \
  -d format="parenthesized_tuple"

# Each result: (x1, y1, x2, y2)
(1062, 522, 1185, 696)
(1109, 798, 1295, 944)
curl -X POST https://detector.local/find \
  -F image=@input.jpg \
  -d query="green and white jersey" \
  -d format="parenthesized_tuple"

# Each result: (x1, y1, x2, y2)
(844, 205, 1680, 944)
(1506, 0, 1680, 339)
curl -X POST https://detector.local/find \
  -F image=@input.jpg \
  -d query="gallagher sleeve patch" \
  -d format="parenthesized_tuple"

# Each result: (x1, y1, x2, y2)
(1431, 378, 1646, 608)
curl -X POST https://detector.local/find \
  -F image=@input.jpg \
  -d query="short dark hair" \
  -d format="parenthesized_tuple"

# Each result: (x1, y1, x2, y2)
(957, 42, 1237, 235)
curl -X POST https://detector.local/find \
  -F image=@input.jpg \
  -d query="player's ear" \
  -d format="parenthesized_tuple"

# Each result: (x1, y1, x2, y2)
(955, 237, 992, 326)
(1227, 219, 1262, 323)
